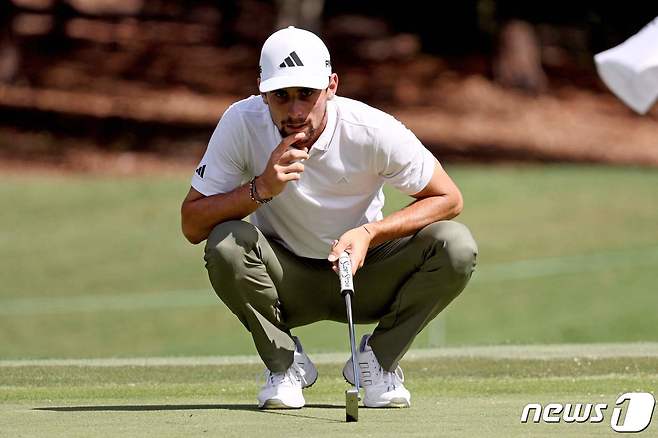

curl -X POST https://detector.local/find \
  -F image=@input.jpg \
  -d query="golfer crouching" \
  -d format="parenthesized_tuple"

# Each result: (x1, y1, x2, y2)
(181, 26, 478, 409)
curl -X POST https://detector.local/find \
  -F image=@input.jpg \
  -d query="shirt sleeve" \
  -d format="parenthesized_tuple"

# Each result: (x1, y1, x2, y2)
(190, 104, 248, 196)
(375, 116, 436, 195)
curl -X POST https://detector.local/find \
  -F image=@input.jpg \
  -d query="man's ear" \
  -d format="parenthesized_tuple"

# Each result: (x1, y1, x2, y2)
(257, 79, 269, 104)
(257, 78, 266, 103)
(326, 73, 339, 99)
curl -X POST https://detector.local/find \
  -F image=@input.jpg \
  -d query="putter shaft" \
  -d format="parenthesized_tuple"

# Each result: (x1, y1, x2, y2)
(339, 251, 360, 422)
(344, 292, 360, 393)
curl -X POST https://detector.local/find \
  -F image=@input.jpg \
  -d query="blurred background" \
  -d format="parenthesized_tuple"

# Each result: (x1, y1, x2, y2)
(1, 0, 657, 360)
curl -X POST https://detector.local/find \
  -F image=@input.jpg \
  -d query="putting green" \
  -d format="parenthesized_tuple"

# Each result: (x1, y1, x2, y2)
(2, 344, 656, 437)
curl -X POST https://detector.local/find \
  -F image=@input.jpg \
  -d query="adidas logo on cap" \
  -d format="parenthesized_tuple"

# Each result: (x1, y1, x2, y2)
(279, 51, 304, 68)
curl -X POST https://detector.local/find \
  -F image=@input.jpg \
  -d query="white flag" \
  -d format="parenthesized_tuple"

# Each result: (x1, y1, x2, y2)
(594, 17, 658, 114)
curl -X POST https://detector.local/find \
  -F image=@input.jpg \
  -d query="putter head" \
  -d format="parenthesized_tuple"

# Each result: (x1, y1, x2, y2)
(345, 387, 359, 422)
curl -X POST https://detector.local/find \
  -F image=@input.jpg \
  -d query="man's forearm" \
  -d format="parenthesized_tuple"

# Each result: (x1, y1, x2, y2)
(181, 183, 259, 244)
(366, 194, 462, 247)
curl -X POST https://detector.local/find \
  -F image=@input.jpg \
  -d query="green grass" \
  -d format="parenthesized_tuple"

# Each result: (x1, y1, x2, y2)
(1, 345, 657, 437)
(1, 164, 658, 359)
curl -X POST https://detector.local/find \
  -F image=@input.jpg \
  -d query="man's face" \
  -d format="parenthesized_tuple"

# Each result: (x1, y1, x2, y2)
(261, 74, 338, 149)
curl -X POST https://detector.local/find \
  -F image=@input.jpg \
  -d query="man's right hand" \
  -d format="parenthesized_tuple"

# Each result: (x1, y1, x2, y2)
(256, 132, 309, 199)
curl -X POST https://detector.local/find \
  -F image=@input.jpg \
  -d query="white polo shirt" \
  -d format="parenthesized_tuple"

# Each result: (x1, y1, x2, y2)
(191, 95, 436, 259)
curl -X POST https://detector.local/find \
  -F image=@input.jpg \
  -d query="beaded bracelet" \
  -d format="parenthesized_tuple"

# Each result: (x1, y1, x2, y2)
(249, 177, 272, 205)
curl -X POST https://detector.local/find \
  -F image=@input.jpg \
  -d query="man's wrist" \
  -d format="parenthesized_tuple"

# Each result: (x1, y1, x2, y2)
(362, 223, 377, 245)
(364, 222, 387, 247)
(250, 177, 273, 204)
(254, 177, 272, 200)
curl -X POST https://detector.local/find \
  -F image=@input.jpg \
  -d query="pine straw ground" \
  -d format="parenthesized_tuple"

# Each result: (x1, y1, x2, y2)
(1, 72, 657, 175)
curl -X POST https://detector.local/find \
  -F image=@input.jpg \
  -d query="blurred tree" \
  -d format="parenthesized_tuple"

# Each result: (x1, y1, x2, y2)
(275, 0, 325, 34)
(4, 0, 658, 102)
(492, 1, 658, 92)
(0, 1, 20, 83)
(493, 19, 547, 94)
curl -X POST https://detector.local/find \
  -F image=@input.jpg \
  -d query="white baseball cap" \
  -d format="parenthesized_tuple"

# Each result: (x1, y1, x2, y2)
(259, 26, 332, 93)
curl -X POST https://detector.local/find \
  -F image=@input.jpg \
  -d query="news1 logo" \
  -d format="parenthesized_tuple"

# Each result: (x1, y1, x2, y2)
(521, 392, 656, 433)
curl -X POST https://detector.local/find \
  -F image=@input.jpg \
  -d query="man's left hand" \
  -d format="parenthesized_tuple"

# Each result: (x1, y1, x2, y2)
(328, 226, 372, 275)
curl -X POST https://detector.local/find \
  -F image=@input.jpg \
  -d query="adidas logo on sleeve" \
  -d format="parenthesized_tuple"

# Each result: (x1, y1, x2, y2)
(195, 165, 206, 178)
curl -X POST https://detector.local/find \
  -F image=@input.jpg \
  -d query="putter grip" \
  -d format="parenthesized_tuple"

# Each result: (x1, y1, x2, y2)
(338, 251, 354, 294)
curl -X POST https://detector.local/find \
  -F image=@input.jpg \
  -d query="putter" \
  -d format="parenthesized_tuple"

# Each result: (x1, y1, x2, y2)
(338, 251, 360, 422)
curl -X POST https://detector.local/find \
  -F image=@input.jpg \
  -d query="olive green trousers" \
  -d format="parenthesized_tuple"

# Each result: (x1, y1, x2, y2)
(204, 220, 477, 372)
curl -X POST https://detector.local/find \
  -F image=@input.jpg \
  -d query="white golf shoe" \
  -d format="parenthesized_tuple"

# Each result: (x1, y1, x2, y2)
(257, 336, 318, 409)
(342, 334, 411, 408)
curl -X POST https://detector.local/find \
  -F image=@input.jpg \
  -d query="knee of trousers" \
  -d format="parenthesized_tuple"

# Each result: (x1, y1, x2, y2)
(204, 220, 260, 267)
(418, 220, 478, 277)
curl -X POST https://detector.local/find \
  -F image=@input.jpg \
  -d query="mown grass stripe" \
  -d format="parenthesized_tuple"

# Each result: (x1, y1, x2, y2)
(2, 245, 657, 316)
(0, 289, 217, 315)
(479, 244, 658, 282)
(2, 343, 657, 367)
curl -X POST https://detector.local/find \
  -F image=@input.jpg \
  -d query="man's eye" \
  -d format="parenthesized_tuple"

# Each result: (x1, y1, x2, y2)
(274, 91, 287, 98)
(300, 89, 314, 97)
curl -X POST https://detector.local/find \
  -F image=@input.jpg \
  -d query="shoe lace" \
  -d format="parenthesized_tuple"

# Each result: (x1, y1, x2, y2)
(382, 366, 405, 391)
(263, 362, 307, 387)
(358, 349, 405, 391)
